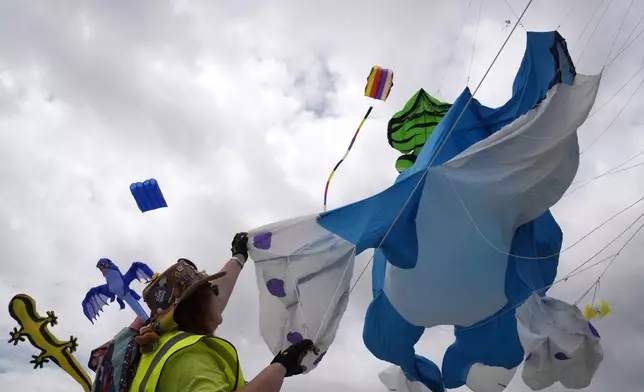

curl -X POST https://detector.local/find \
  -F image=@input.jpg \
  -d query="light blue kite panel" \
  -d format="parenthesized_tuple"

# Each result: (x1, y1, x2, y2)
(130, 179, 168, 213)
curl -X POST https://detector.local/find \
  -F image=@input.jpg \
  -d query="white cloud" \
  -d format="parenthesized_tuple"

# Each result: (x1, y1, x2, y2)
(1, 0, 644, 391)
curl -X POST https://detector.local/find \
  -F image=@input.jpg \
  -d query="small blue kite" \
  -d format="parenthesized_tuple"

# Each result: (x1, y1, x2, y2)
(82, 258, 155, 323)
(130, 178, 167, 213)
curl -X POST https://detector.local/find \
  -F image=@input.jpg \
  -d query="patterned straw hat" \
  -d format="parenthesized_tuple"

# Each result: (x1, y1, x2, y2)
(142, 258, 226, 318)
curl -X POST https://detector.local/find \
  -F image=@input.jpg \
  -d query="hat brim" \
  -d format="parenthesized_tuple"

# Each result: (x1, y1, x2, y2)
(175, 270, 227, 308)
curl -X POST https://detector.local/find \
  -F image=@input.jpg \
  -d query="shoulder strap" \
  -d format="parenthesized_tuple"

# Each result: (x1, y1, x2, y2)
(203, 337, 244, 390)
(137, 332, 194, 392)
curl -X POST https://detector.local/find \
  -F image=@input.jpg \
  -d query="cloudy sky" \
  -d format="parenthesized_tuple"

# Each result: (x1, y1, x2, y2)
(1, 0, 644, 391)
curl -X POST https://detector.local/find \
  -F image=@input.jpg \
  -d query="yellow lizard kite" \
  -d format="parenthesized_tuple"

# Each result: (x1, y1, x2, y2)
(8, 293, 92, 392)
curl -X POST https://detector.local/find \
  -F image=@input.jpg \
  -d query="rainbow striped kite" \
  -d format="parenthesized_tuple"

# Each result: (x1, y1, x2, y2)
(323, 66, 394, 211)
(364, 66, 394, 101)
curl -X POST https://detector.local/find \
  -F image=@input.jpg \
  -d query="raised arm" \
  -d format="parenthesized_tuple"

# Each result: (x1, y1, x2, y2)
(215, 233, 249, 313)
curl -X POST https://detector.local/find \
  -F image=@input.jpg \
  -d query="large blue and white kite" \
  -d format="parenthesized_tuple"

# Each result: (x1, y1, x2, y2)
(247, 31, 604, 392)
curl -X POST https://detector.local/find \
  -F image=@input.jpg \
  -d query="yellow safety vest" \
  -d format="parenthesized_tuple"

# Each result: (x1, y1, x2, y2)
(129, 331, 246, 392)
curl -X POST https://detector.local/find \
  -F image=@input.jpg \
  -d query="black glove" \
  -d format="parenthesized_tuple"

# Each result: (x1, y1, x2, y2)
(271, 339, 315, 377)
(231, 232, 249, 261)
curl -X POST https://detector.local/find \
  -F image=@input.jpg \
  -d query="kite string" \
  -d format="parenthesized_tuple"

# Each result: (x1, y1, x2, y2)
(502, 0, 526, 31)
(459, 211, 644, 332)
(564, 151, 644, 197)
(559, 211, 644, 279)
(603, 0, 635, 67)
(467, 0, 484, 86)
(606, 12, 644, 69)
(311, 248, 356, 344)
(571, 0, 607, 50)
(571, 150, 644, 185)
(323, 106, 373, 211)
(580, 71, 644, 155)
(587, 61, 644, 120)
(574, 31, 644, 154)
(444, 159, 644, 260)
(576, 0, 613, 66)
(574, 217, 644, 305)
(347, 0, 535, 295)
(556, 0, 577, 30)
(574, 277, 602, 306)
(435, 0, 475, 96)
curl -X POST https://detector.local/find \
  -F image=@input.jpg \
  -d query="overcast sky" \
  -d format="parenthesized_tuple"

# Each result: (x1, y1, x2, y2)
(1, 0, 644, 391)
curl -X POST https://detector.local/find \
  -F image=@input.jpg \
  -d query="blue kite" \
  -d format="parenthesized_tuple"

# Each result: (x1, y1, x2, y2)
(82, 258, 155, 323)
(245, 31, 604, 392)
(130, 178, 168, 212)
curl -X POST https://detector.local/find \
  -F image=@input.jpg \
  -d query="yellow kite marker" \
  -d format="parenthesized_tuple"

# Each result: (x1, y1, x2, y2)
(583, 299, 611, 320)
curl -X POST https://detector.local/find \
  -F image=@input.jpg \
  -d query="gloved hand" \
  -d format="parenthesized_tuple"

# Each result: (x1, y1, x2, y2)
(231, 232, 249, 261)
(270, 339, 316, 377)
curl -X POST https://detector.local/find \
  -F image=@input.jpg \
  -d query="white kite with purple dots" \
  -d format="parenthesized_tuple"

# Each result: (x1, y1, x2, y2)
(248, 214, 356, 373)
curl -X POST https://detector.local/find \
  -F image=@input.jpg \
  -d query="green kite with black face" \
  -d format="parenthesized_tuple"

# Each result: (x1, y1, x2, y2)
(387, 89, 451, 173)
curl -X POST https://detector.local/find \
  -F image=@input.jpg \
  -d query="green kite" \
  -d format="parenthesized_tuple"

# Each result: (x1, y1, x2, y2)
(387, 89, 451, 172)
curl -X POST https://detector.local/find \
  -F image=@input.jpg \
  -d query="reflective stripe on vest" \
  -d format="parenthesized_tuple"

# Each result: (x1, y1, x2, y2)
(129, 331, 245, 392)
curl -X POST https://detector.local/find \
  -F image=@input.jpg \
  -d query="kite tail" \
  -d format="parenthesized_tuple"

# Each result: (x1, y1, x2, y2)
(123, 292, 149, 321)
(323, 106, 373, 212)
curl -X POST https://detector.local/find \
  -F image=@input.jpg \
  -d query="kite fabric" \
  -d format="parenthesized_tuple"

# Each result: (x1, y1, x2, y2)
(378, 364, 516, 392)
(247, 31, 601, 392)
(379, 365, 433, 392)
(248, 219, 354, 371)
(584, 299, 611, 319)
(387, 89, 452, 173)
(365, 66, 394, 101)
(130, 178, 167, 212)
(516, 293, 603, 390)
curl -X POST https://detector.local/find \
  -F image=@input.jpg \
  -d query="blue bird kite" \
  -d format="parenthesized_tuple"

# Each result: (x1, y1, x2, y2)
(82, 258, 155, 323)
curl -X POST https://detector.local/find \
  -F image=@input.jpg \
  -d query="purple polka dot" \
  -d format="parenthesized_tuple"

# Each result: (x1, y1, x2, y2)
(313, 351, 327, 365)
(254, 232, 272, 250)
(266, 278, 286, 297)
(589, 322, 600, 338)
(554, 352, 569, 360)
(287, 332, 303, 344)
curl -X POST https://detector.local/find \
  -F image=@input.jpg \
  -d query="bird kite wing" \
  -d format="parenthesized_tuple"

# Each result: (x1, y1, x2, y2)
(81, 284, 115, 323)
(123, 261, 155, 286)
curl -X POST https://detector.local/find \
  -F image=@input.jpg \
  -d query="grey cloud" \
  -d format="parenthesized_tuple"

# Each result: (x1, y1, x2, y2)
(1, 0, 644, 391)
